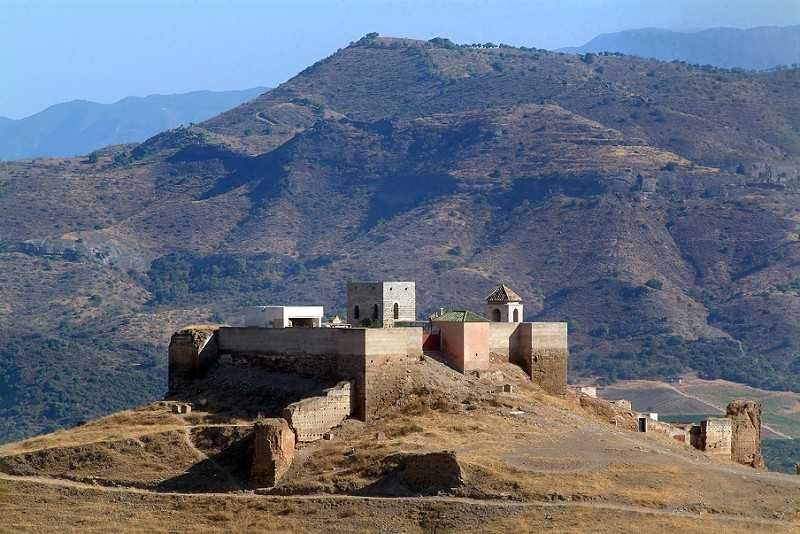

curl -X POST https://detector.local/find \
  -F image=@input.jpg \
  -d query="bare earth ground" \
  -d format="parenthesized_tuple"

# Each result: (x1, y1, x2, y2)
(1, 361, 799, 532)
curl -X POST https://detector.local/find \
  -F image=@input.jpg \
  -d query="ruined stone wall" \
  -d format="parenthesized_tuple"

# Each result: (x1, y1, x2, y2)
(250, 418, 295, 487)
(700, 418, 732, 460)
(727, 400, 765, 469)
(226, 352, 339, 381)
(168, 326, 220, 392)
(283, 382, 353, 442)
(362, 353, 419, 419)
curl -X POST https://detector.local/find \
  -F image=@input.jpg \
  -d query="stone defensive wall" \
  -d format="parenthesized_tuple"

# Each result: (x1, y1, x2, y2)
(283, 381, 353, 442)
(169, 326, 423, 421)
(488, 322, 568, 396)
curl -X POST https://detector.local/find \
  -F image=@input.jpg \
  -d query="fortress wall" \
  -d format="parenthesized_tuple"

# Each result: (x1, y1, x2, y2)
(283, 381, 353, 442)
(167, 326, 220, 391)
(363, 327, 423, 357)
(700, 418, 732, 460)
(363, 353, 419, 418)
(520, 322, 569, 396)
(727, 400, 765, 469)
(217, 327, 366, 357)
(227, 352, 339, 381)
(488, 322, 520, 358)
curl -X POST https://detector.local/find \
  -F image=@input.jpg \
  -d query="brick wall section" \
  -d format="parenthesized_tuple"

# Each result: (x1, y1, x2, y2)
(700, 418, 732, 460)
(283, 382, 353, 442)
(250, 418, 296, 487)
(727, 400, 766, 469)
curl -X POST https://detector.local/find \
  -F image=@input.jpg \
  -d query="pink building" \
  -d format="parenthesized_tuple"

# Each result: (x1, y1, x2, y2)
(431, 310, 490, 373)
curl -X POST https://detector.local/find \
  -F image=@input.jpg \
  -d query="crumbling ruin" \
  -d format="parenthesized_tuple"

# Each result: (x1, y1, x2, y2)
(590, 388, 766, 470)
(727, 399, 766, 469)
(250, 419, 296, 486)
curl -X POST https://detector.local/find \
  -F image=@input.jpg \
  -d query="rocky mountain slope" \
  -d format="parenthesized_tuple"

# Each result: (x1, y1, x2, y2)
(1, 34, 800, 442)
(562, 26, 800, 70)
(0, 88, 266, 160)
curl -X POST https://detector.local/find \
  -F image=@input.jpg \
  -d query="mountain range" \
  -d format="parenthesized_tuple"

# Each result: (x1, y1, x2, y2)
(562, 25, 800, 70)
(0, 88, 267, 160)
(1, 34, 799, 443)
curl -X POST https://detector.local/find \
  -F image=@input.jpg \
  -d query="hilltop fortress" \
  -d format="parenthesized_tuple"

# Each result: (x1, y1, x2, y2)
(169, 282, 569, 421)
(168, 281, 764, 486)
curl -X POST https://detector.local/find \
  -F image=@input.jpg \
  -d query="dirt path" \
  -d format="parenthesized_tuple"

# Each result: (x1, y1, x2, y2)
(666, 384, 792, 439)
(0, 472, 795, 528)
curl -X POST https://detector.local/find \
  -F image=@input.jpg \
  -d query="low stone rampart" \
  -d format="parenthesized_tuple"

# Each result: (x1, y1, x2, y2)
(699, 418, 732, 460)
(283, 382, 353, 442)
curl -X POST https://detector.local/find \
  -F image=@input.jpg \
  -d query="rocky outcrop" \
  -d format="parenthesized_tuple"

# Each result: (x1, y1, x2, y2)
(250, 418, 295, 487)
(398, 450, 465, 493)
(726, 400, 765, 470)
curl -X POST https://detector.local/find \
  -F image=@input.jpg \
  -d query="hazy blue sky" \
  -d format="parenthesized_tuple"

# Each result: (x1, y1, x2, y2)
(2, 0, 799, 118)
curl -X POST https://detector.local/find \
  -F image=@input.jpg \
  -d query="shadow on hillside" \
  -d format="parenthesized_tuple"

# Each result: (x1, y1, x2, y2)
(168, 366, 336, 422)
(155, 432, 253, 493)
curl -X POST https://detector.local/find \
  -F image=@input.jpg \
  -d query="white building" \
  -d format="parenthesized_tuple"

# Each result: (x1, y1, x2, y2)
(244, 306, 324, 328)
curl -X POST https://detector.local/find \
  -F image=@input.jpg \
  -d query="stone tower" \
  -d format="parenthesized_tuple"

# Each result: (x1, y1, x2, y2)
(485, 283, 523, 323)
(346, 281, 416, 327)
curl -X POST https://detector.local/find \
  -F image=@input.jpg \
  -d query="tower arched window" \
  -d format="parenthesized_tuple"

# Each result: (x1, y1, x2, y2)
(492, 308, 501, 322)
(393, 302, 399, 320)
(513, 308, 520, 322)
(354, 305, 360, 320)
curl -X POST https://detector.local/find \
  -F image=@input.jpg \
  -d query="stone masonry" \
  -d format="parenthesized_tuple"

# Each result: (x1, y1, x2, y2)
(347, 281, 416, 327)
(727, 400, 766, 469)
(168, 325, 219, 392)
(250, 418, 296, 486)
(699, 418, 732, 460)
(283, 381, 353, 442)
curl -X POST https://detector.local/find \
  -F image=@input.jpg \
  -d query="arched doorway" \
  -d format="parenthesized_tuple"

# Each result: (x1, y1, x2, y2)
(354, 305, 360, 320)
(513, 308, 519, 322)
(492, 308, 501, 322)
(393, 302, 399, 320)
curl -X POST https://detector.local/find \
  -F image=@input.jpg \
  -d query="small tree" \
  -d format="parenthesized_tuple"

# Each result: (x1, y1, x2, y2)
(645, 278, 664, 290)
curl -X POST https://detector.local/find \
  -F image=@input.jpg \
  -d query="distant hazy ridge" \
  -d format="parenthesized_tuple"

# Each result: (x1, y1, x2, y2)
(562, 26, 800, 70)
(0, 88, 267, 160)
